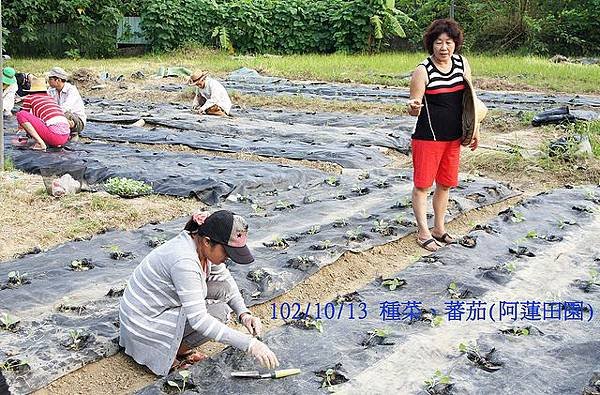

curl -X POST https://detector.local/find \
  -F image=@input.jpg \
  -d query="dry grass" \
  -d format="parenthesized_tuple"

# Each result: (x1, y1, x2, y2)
(0, 170, 201, 262)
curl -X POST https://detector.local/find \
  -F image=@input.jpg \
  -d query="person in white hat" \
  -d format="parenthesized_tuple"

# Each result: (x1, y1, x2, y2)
(189, 71, 232, 116)
(407, 18, 486, 252)
(47, 67, 87, 141)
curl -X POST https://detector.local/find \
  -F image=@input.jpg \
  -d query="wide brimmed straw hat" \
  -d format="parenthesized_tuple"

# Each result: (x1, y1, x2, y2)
(188, 71, 209, 85)
(24, 76, 48, 93)
(461, 78, 488, 146)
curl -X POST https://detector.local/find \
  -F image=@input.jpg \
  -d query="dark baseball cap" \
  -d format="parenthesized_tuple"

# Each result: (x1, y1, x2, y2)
(202, 210, 254, 264)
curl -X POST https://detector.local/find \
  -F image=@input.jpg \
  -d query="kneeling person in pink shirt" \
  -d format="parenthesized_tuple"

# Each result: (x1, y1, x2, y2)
(15, 76, 70, 151)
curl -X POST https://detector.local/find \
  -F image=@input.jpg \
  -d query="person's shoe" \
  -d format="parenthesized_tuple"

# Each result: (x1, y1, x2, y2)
(432, 232, 457, 244)
(416, 237, 442, 252)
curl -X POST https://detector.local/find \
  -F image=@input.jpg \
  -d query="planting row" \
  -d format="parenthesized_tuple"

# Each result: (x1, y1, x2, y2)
(136, 186, 600, 394)
(0, 170, 514, 394)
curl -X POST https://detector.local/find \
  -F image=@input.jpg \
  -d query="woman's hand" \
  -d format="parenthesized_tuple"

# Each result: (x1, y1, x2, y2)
(469, 130, 480, 151)
(248, 338, 279, 370)
(407, 99, 423, 116)
(240, 312, 263, 337)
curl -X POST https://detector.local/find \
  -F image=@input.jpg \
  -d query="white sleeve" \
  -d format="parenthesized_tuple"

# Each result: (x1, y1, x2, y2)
(3, 84, 17, 113)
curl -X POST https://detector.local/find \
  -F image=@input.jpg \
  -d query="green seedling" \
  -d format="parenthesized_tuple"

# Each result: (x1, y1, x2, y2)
(66, 329, 87, 350)
(431, 316, 444, 328)
(424, 369, 452, 394)
(324, 176, 340, 187)
(7, 271, 28, 286)
(381, 278, 407, 291)
(70, 258, 94, 271)
(372, 218, 396, 236)
(505, 261, 517, 273)
(250, 203, 266, 216)
(0, 313, 20, 331)
(375, 179, 390, 188)
(447, 281, 471, 299)
(167, 370, 191, 393)
(511, 211, 525, 223)
(289, 313, 323, 333)
(361, 328, 393, 347)
(556, 218, 576, 229)
(317, 364, 348, 390)
(104, 177, 153, 198)
(107, 245, 134, 260)
(392, 197, 412, 209)
(458, 341, 503, 372)
(322, 368, 336, 388)
(588, 268, 600, 286)
(274, 200, 295, 211)
(358, 171, 370, 180)
(264, 236, 289, 250)
(0, 358, 30, 373)
(311, 240, 332, 251)
(147, 236, 167, 248)
(345, 226, 366, 241)
(306, 225, 321, 235)
(525, 230, 538, 239)
(333, 218, 348, 228)
(247, 269, 269, 283)
(500, 327, 531, 336)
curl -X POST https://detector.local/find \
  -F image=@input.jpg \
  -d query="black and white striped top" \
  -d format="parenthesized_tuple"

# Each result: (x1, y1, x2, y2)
(413, 54, 465, 141)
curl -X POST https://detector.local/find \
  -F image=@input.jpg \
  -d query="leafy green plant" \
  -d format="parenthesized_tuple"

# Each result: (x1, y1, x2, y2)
(306, 225, 321, 235)
(106, 245, 134, 260)
(511, 211, 526, 223)
(212, 26, 234, 54)
(0, 358, 30, 373)
(447, 281, 472, 299)
(345, 226, 367, 242)
(148, 236, 167, 248)
(263, 236, 289, 250)
(333, 218, 348, 228)
(274, 200, 296, 211)
(104, 177, 152, 198)
(288, 313, 323, 333)
(65, 329, 89, 351)
(525, 230, 538, 239)
(70, 258, 94, 271)
(324, 176, 340, 187)
(251, 203, 266, 216)
(424, 369, 452, 394)
(381, 277, 407, 291)
(167, 370, 191, 393)
(361, 328, 393, 347)
(7, 271, 28, 286)
(0, 313, 20, 331)
(311, 239, 332, 251)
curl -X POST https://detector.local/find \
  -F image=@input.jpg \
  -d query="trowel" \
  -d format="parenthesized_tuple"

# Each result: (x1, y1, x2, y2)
(231, 368, 301, 379)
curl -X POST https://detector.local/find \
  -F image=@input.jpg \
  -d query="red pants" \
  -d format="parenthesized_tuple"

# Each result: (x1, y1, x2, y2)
(16, 110, 70, 147)
(412, 138, 461, 188)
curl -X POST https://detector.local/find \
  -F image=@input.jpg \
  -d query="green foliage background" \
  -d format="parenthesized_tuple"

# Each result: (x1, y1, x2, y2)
(1, 0, 599, 57)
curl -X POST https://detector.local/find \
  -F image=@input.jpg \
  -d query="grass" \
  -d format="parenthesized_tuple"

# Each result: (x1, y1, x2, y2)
(3, 156, 15, 171)
(0, 170, 200, 261)
(7, 47, 600, 94)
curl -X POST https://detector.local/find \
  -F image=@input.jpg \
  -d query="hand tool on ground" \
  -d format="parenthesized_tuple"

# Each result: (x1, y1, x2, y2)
(231, 368, 301, 379)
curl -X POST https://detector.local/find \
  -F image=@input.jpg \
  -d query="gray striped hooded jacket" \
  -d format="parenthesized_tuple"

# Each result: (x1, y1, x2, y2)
(119, 231, 252, 375)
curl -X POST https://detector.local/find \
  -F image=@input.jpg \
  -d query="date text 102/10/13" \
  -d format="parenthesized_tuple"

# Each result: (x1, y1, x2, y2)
(271, 302, 368, 320)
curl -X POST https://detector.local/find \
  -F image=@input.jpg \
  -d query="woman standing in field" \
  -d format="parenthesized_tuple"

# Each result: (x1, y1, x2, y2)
(407, 19, 480, 252)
